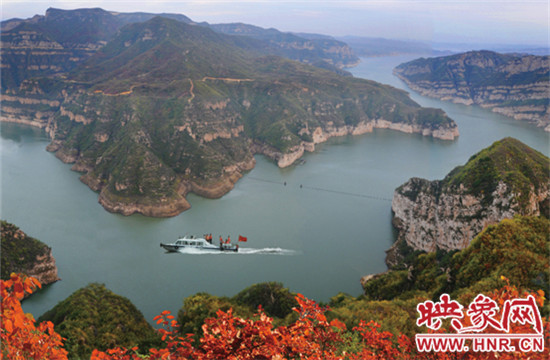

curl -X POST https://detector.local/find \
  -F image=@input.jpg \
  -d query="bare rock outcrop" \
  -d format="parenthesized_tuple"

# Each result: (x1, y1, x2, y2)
(388, 138, 549, 267)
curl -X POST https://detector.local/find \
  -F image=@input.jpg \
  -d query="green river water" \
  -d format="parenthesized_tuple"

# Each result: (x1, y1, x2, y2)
(1, 55, 548, 323)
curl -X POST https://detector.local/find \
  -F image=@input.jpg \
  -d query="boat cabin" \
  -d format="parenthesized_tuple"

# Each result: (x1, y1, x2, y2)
(175, 238, 208, 247)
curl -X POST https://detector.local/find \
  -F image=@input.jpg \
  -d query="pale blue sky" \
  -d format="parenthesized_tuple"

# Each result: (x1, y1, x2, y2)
(2, 0, 548, 46)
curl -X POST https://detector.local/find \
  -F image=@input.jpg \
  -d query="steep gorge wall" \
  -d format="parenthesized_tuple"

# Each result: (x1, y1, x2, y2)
(388, 138, 549, 266)
(391, 179, 546, 253)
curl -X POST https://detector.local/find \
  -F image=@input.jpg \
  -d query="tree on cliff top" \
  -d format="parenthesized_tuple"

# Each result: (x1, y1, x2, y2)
(1, 220, 56, 281)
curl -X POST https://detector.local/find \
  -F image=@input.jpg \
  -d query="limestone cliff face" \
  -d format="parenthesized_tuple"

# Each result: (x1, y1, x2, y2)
(394, 51, 550, 131)
(1, 221, 60, 287)
(252, 119, 459, 169)
(24, 248, 60, 286)
(389, 138, 549, 266)
(91, 154, 256, 217)
(391, 179, 539, 252)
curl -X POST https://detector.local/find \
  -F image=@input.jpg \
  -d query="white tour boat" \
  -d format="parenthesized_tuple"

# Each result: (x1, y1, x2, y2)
(160, 234, 242, 252)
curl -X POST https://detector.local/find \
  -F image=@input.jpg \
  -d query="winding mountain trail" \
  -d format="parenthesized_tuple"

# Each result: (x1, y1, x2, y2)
(92, 85, 137, 96)
(188, 79, 195, 103)
(201, 76, 254, 83)
(90, 77, 252, 101)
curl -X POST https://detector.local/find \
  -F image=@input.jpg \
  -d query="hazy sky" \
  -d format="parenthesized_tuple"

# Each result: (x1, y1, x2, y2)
(1, 0, 548, 46)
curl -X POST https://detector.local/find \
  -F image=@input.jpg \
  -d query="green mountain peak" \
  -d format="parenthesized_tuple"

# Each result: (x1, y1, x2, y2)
(2, 8, 458, 217)
(444, 137, 549, 207)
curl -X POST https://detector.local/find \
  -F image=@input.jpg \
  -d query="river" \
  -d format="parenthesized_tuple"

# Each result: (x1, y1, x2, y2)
(1, 55, 548, 324)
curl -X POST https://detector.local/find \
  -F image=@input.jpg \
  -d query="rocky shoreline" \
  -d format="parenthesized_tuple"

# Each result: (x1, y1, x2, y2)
(83, 117, 456, 217)
(25, 248, 61, 287)
(252, 119, 459, 169)
(81, 154, 256, 217)
(395, 74, 550, 132)
(2, 114, 458, 217)
(393, 51, 550, 131)
(88, 118, 456, 217)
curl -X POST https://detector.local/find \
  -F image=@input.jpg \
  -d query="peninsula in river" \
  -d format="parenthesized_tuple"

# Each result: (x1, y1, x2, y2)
(394, 50, 550, 131)
(1, 8, 458, 217)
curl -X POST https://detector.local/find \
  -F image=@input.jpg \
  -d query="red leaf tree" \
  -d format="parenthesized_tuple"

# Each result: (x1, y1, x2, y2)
(1, 273, 68, 360)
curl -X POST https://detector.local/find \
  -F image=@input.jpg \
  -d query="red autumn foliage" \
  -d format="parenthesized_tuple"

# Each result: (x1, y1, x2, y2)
(2, 274, 548, 360)
(1, 273, 68, 360)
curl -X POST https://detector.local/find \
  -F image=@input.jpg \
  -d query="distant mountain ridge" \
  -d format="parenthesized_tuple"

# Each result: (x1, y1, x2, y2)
(1, 11, 458, 217)
(0, 7, 357, 90)
(338, 36, 437, 57)
(209, 23, 359, 71)
(394, 50, 550, 131)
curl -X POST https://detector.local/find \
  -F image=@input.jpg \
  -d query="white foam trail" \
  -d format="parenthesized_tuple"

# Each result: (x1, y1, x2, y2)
(174, 247, 298, 255)
(238, 247, 297, 255)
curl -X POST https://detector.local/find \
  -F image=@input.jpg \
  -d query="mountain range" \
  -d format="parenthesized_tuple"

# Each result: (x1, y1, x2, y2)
(0, 7, 357, 90)
(1, 8, 458, 217)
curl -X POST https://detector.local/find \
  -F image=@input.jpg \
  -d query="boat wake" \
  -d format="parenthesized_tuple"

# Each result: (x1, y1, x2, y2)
(175, 247, 298, 255)
(239, 247, 298, 255)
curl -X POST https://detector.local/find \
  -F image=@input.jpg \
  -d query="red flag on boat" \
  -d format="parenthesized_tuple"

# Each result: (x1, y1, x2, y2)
(238, 235, 247, 242)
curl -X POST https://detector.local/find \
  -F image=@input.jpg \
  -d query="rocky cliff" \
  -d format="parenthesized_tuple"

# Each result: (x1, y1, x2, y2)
(394, 51, 550, 131)
(389, 138, 549, 266)
(1, 221, 60, 287)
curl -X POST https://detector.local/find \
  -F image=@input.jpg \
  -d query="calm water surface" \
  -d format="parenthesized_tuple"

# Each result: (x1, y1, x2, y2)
(2, 56, 548, 323)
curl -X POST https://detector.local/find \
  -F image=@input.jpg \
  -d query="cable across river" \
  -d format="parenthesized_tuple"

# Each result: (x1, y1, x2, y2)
(246, 176, 392, 202)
